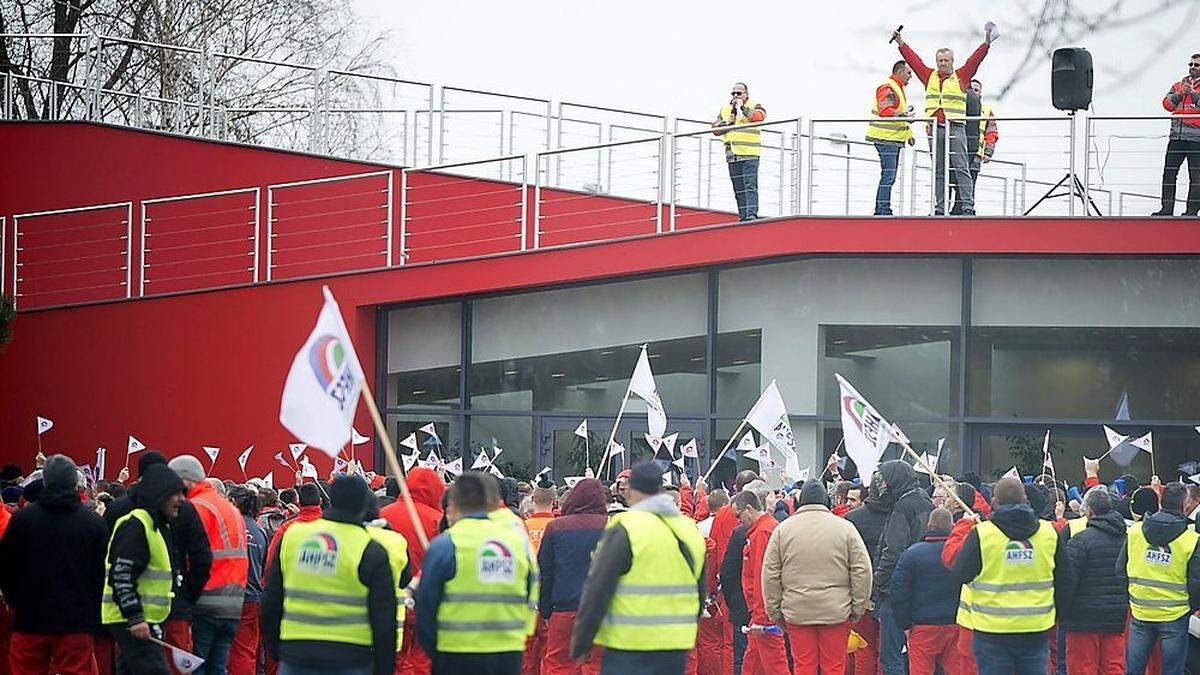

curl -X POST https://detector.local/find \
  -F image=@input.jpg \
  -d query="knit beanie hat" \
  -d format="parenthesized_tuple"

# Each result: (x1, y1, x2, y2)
(628, 461, 663, 496)
(799, 479, 828, 506)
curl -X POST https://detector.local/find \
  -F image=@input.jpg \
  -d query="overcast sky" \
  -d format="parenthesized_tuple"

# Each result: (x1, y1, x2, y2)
(353, 0, 1198, 121)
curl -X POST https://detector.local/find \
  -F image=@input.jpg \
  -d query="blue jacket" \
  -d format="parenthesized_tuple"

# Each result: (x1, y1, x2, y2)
(415, 513, 536, 655)
(537, 478, 607, 618)
(889, 531, 959, 628)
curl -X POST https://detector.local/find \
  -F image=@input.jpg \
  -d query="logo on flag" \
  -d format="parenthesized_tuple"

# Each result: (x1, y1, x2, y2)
(477, 540, 516, 582)
(36, 416, 53, 435)
(297, 533, 339, 574)
(202, 446, 220, 466)
(835, 374, 894, 483)
(128, 436, 146, 455)
(680, 438, 698, 458)
(237, 446, 254, 472)
(574, 420, 589, 439)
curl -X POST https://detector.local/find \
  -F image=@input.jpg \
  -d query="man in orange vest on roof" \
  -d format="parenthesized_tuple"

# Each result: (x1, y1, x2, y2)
(713, 82, 767, 222)
(169, 456, 249, 674)
(894, 26, 992, 216)
(1153, 54, 1200, 216)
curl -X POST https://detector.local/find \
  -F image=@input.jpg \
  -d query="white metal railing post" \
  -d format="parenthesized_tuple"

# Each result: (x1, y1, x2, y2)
(655, 134, 666, 233)
(437, 86, 446, 164)
(533, 154, 543, 249)
(792, 118, 802, 215)
(1068, 113, 1077, 217)
(554, 102, 564, 184)
(266, 187, 275, 280)
(138, 201, 147, 296)
(385, 169, 395, 267)
(519, 154, 529, 251)
(942, 121, 950, 216)
(198, 43, 209, 136)
(1082, 115, 1092, 217)
(398, 169, 408, 265)
(252, 188, 261, 282)
(125, 203, 133, 298)
(668, 132, 677, 231)
(805, 119, 815, 215)
(88, 33, 101, 121)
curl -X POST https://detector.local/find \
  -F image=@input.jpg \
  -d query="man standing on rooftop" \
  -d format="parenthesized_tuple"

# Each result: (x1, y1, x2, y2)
(894, 26, 993, 216)
(713, 82, 767, 222)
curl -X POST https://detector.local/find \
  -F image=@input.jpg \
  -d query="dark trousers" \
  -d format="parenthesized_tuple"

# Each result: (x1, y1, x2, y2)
(600, 648, 687, 675)
(875, 597, 907, 675)
(873, 143, 902, 215)
(972, 633, 1048, 675)
(1159, 138, 1200, 214)
(731, 622, 748, 675)
(110, 626, 170, 675)
(727, 158, 760, 221)
(432, 651, 523, 675)
(1127, 615, 1189, 675)
(190, 614, 239, 675)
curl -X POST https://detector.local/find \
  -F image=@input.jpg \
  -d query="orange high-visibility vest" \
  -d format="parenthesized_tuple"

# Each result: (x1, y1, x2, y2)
(190, 482, 249, 619)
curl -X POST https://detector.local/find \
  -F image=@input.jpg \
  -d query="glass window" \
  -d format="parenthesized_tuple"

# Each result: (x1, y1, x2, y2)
(470, 415, 535, 482)
(385, 413, 463, 469)
(971, 259, 1200, 419)
(386, 303, 461, 409)
(717, 258, 962, 418)
(470, 274, 708, 413)
(973, 424, 1181, 486)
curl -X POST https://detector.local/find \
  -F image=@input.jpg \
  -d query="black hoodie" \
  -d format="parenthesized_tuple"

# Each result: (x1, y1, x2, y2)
(845, 495, 890, 566)
(105, 464, 186, 625)
(1060, 511, 1128, 633)
(952, 503, 1069, 645)
(0, 455, 108, 633)
(873, 461, 933, 603)
(1116, 509, 1200, 617)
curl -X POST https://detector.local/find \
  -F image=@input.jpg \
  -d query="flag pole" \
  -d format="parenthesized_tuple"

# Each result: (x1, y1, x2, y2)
(895, 436, 975, 517)
(584, 435, 590, 477)
(821, 437, 846, 479)
(359, 381, 430, 551)
(701, 418, 748, 485)
(596, 385, 633, 478)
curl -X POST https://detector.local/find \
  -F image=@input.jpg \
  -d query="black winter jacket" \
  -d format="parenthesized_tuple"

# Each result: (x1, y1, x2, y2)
(845, 499, 890, 566)
(1116, 509, 1200, 615)
(873, 461, 932, 603)
(105, 464, 186, 625)
(0, 459, 108, 633)
(719, 524, 750, 626)
(1059, 511, 1128, 633)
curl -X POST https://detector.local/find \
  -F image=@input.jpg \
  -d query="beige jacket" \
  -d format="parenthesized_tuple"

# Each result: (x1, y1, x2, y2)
(762, 504, 873, 626)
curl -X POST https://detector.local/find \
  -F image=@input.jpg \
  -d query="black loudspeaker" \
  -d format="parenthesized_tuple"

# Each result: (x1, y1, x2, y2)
(1052, 47, 1093, 111)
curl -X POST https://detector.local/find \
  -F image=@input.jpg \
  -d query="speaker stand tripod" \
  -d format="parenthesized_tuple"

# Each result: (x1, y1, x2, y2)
(1022, 172, 1103, 216)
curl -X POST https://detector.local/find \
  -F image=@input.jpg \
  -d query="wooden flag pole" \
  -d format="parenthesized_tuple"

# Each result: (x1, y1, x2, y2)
(596, 385, 633, 478)
(584, 434, 591, 477)
(821, 437, 846, 479)
(895, 436, 975, 517)
(700, 418, 748, 485)
(360, 382, 430, 551)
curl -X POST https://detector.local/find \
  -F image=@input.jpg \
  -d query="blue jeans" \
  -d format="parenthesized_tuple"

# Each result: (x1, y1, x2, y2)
(280, 664, 370, 675)
(874, 143, 902, 215)
(190, 614, 240, 675)
(972, 633, 1048, 675)
(874, 597, 907, 674)
(727, 158, 759, 221)
(731, 622, 748, 675)
(1127, 615, 1190, 674)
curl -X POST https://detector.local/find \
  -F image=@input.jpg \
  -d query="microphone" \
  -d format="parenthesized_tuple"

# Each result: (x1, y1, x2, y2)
(889, 25, 904, 44)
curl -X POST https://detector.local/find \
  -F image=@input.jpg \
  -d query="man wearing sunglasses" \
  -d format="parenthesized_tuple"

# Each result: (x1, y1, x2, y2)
(712, 83, 767, 221)
(1153, 55, 1200, 216)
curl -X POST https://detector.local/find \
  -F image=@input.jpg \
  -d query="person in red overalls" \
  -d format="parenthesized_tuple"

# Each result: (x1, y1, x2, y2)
(733, 490, 788, 675)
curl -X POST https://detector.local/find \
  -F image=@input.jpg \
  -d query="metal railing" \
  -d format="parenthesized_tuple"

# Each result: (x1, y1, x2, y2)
(140, 188, 260, 296)
(10, 202, 133, 309)
(1084, 115, 1200, 216)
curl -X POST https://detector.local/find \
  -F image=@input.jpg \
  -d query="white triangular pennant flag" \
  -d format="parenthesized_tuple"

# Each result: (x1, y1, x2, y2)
(80, 464, 94, 485)
(937, 438, 946, 455)
(445, 457, 463, 476)
(351, 429, 370, 445)
(299, 456, 318, 479)
(1189, 473, 1200, 486)
(746, 444, 779, 471)
(1003, 465, 1020, 480)
(1042, 430, 1054, 472)
(289, 443, 307, 462)
(536, 466, 552, 480)
(629, 346, 667, 440)
(402, 450, 418, 472)
(564, 476, 584, 488)
(672, 455, 686, 469)
(262, 472, 273, 489)
(95, 447, 106, 482)
(737, 431, 757, 452)
(574, 420, 589, 439)
(165, 642, 205, 673)
(835, 374, 894, 483)
(279, 287, 366, 456)
(127, 435, 146, 455)
(915, 452, 937, 476)
(420, 448, 442, 469)
(488, 464, 504, 478)
(661, 433, 679, 458)
(419, 423, 441, 446)
(680, 438, 698, 458)
(36, 416, 53, 435)
(274, 452, 292, 469)
(400, 433, 419, 454)
(1129, 431, 1153, 454)
(644, 433, 663, 452)
(202, 446, 220, 467)
(608, 441, 626, 458)
(746, 380, 801, 477)
(1102, 425, 1129, 450)
(237, 445, 254, 472)
(1194, 425, 1200, 436)
(353, 459, 365, 475)
(471, 449, 492, 470)
(333, 457, 349, 474)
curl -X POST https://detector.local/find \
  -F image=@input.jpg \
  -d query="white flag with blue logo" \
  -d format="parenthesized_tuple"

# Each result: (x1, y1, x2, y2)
(280, 287, 366, 457)
(36, 416, 53, 435)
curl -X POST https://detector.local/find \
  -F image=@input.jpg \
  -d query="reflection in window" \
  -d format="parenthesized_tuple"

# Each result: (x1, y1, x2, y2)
(820, 325, 958, 419)
(386, 414, 463, 469)
(470, 415, 535, 482)
(386, 303, 461, 409)
(969, 327, 1200, 419)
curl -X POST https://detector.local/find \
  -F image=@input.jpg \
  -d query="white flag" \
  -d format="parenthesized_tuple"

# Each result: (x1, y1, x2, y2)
(262, 472, 273, 489)
(471, 449, 493, 470)
(796, 466, 812, 482)
(399, 434, 419, 455)
(1189, 473, 1200, 486)
(419, 423, 441, 446)
(564, 476, 584, 488)
(289, 443, 307, 462)
(746, 380, 801, 477)
(488, 464, 505, 478)
(536, 466, 552, 480)
(672, 455, 686, 469)
(661, 433, 679, 458)
(202, 446, 220, 467)
(353, 459, 365, 475)
(95, 447, 106, 482)
(237, 445, 254, 472)
(279, 287, 365, 456)
(127, 436, 146, 456)
(737, 431, 757, 452)
(163, 642, 205, 674)
(274, 452, 292, 469)
(421, 448, 442, 469)
(445, 457, 464, 476)
(1195, 425, 1200, 436)
(746, 444, 779, 471)
(628, 346, 667, 440)
(1003, 465, 1020, 480)
(491, 443, 505, 462)
(644, 433, 663, 452)
(299, 456, 318, 479)
(351, 429, 370, 445)
(574, 420, 589, 439)
(36, 416, 53, 435)
(1042, 431, 1054, 472)
(1129, 431, 1154, 454)
(402, 451, 418, 472)
(915, 452, 937, 476)
(608, 441, 626, 458)
(333, 457, 349, 474)
(937, 438, 946, 456)
(835, 374, 893, 484)
(1102, 425, 1129, 450)
(680, 438, 698, 458)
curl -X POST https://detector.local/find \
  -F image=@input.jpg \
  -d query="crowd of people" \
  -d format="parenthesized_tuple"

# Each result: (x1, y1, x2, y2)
(1, 445, 1200, 674)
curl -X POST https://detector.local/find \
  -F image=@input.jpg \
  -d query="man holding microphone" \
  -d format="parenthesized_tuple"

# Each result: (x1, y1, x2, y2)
(712, 82, 767, 221)
(1153, 54, 1200, 216)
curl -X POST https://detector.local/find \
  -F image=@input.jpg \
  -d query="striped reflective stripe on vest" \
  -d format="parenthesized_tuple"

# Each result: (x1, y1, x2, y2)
(1129, 576, 1188, 592)
(606, 613, 697, 625)
(1129, 596, 1190, 608)
(440, 619, 528, 632)
(615, 583, 695, 595)
(442, 593, 529, 605)
(969, 604, 1053, 616)
(284, 611, 369, 626)
(970, 580, 1054, 593)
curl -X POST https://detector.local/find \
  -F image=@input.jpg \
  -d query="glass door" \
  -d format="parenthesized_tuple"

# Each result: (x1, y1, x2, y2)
(540, 416, 707, 482)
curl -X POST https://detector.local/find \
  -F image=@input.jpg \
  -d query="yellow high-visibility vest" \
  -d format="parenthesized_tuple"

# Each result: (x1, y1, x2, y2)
(593, 509, 705, 651)
(956, 582, 975, 630)
(716, 99, 763, 157)
(436, 516, 535, 654)
(1126, 521, 1199, 622)
(367, 525, 409, 651)
(977, 103, 995, 157)
(279, 519, 374, 647)
(924, 72, 968, 120)
(866, 79, 912, 144)
(970, 520, 1057, 633)
(102, 509, 174, 625)
(1067, 517, 1088, 538)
